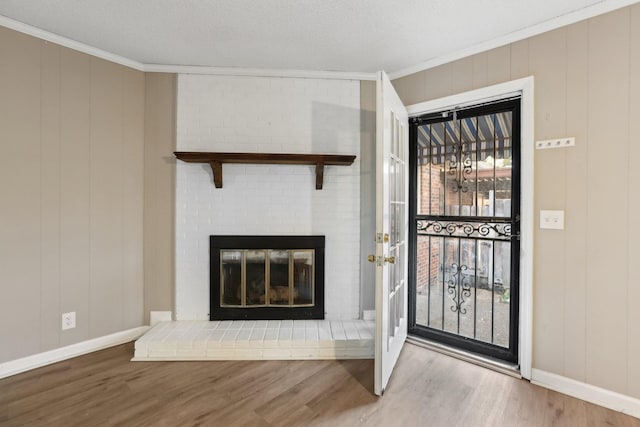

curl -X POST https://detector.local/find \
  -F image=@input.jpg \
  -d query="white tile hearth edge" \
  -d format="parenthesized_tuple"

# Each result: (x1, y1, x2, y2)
(132, 320, 374, 361)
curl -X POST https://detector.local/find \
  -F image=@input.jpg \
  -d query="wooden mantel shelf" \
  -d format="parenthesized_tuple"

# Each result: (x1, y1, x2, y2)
(174, 152, 356, 189)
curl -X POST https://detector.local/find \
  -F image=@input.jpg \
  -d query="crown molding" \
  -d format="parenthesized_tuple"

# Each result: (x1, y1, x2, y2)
(144, 64, 376, 80)
(4, 0, 638, 81)
(0, 14, 376, 80)
(0, 14, 145, 71)
(388, 0, 640, 80)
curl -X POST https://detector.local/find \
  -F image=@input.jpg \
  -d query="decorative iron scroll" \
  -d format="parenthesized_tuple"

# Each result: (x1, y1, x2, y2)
(417, 220, 512, 240)
(447, 141, 473, 193)
(448, 263, 472, 314)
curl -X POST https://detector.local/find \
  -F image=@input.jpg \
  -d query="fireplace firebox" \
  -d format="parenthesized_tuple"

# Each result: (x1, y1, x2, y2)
(210, 236, 325, 320)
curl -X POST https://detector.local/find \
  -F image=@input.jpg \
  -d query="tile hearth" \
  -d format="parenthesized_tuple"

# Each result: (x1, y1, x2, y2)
(132, 319, 374, 361)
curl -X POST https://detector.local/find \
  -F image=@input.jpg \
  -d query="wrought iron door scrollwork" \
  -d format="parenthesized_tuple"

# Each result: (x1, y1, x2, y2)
(447, 141, 473, 193)
(417, 220, 512, 239)
(448, 263, 471, 314)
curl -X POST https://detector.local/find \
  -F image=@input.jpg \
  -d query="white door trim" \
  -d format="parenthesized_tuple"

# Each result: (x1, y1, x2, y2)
(405, 77, 534, 379)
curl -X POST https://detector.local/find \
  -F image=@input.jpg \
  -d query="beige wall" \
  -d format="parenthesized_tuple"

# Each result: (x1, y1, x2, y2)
(0, 27, 145, 363)
(143, 74, 176, 322)
(393, 5, 640, 399)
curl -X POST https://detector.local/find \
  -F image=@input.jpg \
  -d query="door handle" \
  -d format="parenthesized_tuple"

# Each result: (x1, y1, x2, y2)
(369, 255, 394, 264)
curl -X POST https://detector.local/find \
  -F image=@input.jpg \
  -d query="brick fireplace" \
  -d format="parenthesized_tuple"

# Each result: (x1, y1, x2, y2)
(175, 74, 361, 321)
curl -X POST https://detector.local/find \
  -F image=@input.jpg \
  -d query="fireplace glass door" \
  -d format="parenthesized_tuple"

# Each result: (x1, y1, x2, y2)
(221, 249, 315, 308)
(211, 235, 324, 320)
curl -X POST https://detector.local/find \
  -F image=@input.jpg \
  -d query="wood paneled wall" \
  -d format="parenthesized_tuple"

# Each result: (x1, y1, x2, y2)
(0, 27, 145, 363)
(393, 5, 640, 399)
(143, 74, 177, 322)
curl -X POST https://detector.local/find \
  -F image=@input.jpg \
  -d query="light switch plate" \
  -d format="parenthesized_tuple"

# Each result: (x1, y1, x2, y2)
(540, 210, 564, 230)
(536, 137, 575, 149)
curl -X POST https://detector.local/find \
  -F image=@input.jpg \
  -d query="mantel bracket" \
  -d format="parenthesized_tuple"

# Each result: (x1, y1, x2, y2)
(209, 161, 223, 188)
(315, 162, 325, 190)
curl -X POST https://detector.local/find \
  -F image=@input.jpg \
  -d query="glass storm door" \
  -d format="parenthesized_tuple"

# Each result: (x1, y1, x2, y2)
(409, 99, 521, 363)
(374, 71, 409, 395)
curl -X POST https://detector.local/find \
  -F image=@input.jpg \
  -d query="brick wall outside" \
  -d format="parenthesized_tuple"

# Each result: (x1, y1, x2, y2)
(416, 162, 513, 296)
(416, 164, 442, 294)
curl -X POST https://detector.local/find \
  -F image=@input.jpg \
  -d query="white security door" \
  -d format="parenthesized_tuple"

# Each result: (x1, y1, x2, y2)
(374, 71, 409, 395)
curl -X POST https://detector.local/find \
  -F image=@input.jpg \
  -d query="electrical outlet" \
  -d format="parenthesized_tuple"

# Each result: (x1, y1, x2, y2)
(62, 312, 76, 330)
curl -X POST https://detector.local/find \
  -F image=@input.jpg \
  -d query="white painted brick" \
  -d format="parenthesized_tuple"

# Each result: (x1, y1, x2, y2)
(262, 348, 292, 359)
(206, 348, 237, 358)
(133, 349, 148, 358)
(133, 320, 374, 361)
(278, 328, 292, 344)
(266, 320, 281, 329)
(175, 74, 361, 320)
(148, 349, 178, 357)
(177, 348, 207, 358)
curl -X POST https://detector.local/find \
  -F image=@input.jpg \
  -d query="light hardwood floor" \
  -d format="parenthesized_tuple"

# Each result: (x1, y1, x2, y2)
(1, 342, 638, 426)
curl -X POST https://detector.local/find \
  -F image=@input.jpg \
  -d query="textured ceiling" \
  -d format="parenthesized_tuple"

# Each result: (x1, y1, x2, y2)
(0, 0, 633, 75)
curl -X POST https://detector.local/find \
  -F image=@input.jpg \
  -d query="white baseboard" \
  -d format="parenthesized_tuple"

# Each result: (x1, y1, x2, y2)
(531, 369, 640, 419)
(362, 310, 375, 321)
(0, 326, 150, 380)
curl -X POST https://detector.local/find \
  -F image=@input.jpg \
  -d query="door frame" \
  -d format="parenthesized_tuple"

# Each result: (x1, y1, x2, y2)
(405, 77, 534, 379)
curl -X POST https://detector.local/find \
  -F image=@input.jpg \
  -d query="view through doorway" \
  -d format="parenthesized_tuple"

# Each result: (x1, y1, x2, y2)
(408, 98, 521, 364)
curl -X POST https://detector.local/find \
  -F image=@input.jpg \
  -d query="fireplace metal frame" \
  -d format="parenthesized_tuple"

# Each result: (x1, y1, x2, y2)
(210, 236, 325, 320)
